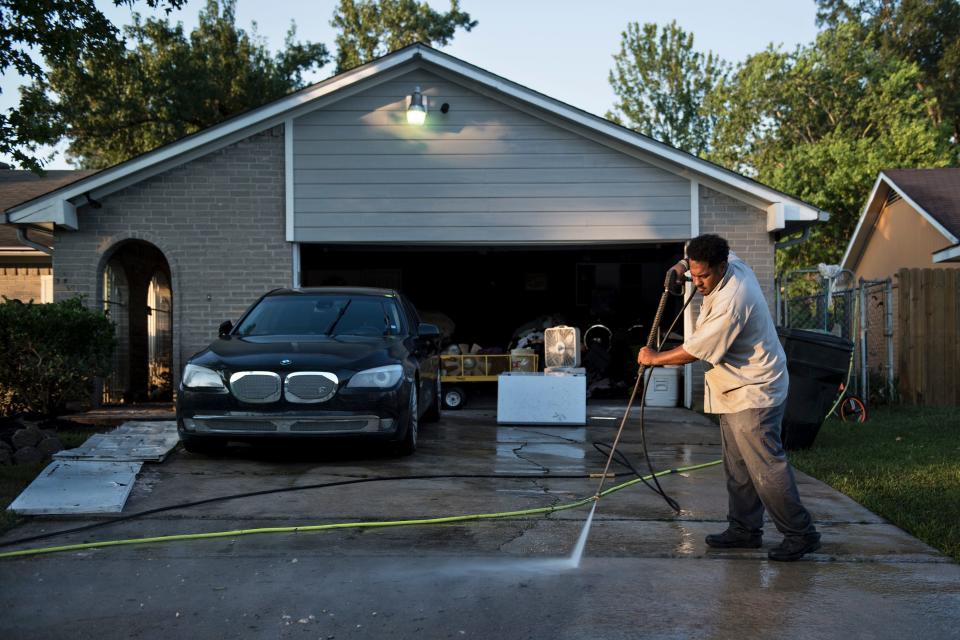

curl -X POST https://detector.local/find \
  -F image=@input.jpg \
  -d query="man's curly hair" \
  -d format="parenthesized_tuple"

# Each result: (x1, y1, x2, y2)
(687, 234, 729, 267)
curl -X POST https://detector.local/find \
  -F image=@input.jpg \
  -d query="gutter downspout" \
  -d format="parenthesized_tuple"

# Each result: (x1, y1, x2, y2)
(774, 225, 812, 250)
(15, 227, 53, 255)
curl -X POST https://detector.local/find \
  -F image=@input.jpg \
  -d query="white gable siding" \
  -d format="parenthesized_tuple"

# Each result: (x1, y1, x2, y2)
(292, 69, 691, 243)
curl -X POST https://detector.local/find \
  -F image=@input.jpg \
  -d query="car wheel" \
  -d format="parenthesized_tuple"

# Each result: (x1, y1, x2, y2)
(442, 385, 466, 410)
(422, 368, 441, 423)
(180, 433, 227, 456)
(396, 385, 418, 456)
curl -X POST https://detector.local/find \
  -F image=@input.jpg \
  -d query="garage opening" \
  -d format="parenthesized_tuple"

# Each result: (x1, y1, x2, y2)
(301, 243, 686, 399)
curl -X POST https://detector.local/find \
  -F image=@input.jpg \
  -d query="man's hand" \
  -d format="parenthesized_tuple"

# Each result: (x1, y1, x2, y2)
(638, 346, 659, 366)
(669, 260, 688, 281)
(664, 260, 688, 294)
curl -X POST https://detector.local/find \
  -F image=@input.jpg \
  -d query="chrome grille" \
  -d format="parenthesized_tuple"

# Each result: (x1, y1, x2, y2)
(229, 371, 281, 403)
(285, 372, 339, 403)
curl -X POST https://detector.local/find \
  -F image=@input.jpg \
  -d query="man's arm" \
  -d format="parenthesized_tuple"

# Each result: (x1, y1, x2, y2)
(638, 345, 697, 367)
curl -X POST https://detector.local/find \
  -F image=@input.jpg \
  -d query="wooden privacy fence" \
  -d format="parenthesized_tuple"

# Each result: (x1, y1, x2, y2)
(897, 268, 960, 406)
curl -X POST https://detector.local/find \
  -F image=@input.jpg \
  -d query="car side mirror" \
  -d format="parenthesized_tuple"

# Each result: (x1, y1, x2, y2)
(218, 320, 233, 337)
(418, 323, 440, 338)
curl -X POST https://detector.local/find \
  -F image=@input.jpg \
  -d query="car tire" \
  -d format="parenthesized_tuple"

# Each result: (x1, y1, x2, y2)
(395, 385, 418, 456)
(422, 368, 441, 423)
(442, 385, 466, 410)
(180, 433, 227, 455)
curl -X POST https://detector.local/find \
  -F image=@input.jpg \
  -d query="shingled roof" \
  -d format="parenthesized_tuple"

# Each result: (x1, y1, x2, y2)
(0, 168, 94, 249)
(884, 168, 960, 241)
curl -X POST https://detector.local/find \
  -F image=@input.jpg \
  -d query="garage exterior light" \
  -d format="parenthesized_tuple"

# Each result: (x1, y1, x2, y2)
(407, 86, 427, 125)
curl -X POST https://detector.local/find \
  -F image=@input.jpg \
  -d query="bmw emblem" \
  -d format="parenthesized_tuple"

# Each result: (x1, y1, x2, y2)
(280, 359, 292, 366)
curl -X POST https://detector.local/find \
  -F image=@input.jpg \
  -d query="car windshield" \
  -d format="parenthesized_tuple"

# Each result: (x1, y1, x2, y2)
(234, 294, 404, 337)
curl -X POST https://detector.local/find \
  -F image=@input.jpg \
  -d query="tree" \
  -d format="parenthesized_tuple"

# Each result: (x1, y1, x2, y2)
(22, 0, 329, 169)
(607, 21, 728, 156)
(708, 23, 952, 269)
(815, 0, 960, 161)
(0, 0, 187, 172)
(331, 0, 477, 73)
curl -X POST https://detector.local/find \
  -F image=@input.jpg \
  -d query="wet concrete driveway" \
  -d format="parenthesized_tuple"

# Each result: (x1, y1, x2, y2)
(2, 405, 958, 639)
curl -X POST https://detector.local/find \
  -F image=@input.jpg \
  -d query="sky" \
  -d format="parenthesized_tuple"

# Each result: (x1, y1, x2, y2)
(1, 0, 821, 169)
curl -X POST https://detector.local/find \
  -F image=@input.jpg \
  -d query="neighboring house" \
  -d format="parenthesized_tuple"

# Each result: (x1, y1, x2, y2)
(841, 168, 960, 407)
(842, 168, 960, 279)
(2, 44, 828, 407)
(0, 166, 94, 302)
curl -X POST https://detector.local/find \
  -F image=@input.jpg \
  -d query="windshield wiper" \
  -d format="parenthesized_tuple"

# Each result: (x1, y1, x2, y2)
(324, 300, 352, 335)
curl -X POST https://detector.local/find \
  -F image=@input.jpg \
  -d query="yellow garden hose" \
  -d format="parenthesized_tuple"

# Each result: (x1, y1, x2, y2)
(0, 460, 721, 560)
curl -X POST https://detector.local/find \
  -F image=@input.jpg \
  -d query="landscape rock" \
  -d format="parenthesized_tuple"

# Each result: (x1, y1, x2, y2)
(12, 427, 42, 449)
(13, 446, 44, 465)
(37, 437, 63, 456)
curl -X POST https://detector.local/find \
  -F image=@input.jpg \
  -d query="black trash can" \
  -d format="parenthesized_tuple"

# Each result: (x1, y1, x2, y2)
(776, 327, 854, 450)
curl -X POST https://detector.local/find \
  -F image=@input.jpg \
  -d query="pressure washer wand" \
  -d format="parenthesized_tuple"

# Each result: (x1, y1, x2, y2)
(592, 268, 682, 501)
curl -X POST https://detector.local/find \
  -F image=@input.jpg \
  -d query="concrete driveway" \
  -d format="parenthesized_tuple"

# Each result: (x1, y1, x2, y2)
(1, 405, 958, 639)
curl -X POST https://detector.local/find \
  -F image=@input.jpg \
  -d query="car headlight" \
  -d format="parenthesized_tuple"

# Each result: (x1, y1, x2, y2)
(347, 364, 403, 389)
(182, 364, 226, 390)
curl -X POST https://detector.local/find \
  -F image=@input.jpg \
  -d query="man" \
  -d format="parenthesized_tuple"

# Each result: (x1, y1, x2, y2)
(638, 233, 820, 562)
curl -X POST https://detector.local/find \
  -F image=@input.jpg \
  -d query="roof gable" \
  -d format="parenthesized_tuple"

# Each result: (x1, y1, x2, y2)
(884, 169, 960, 240)
(4, 43, 827, 233)
(842, 169, 960, 269)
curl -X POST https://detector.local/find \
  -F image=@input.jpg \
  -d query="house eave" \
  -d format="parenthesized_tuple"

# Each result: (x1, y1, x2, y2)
(4, 48, 424, 226)
(766, 202, 827, 233)
(5, 43, 829, 231)
(933, 244, 960, 263)
(5, 198, 78, 230)
(414, 49, 826, 228)
(841, 175, 889, 271)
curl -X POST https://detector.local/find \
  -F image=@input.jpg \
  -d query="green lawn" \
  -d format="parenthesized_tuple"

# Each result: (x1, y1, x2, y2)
(790, 406, 960, 563)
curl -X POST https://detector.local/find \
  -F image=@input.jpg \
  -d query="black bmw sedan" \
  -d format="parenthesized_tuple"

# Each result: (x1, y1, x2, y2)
(176, 287, 441, 455)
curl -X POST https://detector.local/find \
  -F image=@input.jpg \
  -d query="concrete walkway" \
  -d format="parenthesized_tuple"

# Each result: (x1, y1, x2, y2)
(1, 406, 958, 639)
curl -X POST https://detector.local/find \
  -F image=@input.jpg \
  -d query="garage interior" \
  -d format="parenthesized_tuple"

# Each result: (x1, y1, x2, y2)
(301, 242, 687, 399)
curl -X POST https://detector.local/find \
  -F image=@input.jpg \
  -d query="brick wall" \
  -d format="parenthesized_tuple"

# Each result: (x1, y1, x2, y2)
(52, 125, 290, 389)
(690, 184, 777, 410)
(0, 265, 51, 302)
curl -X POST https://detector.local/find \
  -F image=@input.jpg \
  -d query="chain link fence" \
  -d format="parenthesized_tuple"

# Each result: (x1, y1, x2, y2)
(776, 269, 896, 406)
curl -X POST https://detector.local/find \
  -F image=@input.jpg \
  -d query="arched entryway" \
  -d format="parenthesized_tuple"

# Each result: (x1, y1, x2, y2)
(100, 240, 173, 404)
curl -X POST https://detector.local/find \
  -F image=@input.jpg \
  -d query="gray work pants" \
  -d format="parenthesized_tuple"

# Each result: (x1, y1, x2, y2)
(719, 403, 816, 538)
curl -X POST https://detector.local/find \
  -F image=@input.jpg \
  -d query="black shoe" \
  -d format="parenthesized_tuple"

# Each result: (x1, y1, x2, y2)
(705, 529, 762, 549)
(768, 533, 822, 562)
